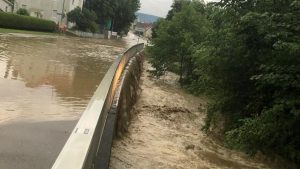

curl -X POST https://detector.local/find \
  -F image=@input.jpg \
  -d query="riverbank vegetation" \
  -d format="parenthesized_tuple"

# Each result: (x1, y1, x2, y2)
(146, 0, 300, 166)
(0, 12, 56, 32)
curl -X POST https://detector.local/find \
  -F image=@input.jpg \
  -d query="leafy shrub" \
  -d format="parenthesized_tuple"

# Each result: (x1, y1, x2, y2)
(0, 12, 56, 32)
(67, 7, 98, 33)
(16, 8, 29, 16)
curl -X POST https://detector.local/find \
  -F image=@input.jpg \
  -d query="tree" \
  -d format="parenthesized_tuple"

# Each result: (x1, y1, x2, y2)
(67, 7, 98, 33)
(112, 0, 140, 34)
(166, 0, 190, 20)
(200, 0, 300, 164)
(85, 0, 140, 34)
(147, 1, 210, 83)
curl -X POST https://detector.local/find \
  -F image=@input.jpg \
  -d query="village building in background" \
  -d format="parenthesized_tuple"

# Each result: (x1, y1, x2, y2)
(131, 13, 159, 39)
(0, 0, 13, 12)
(132, 21, 153, 39)
(13, 0, 84, 27)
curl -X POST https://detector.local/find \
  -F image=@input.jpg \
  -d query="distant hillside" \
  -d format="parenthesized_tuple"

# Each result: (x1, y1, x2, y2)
(136, 12, 160, 23)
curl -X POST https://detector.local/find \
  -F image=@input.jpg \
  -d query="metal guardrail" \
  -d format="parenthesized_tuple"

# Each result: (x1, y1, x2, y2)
(51, 43, 144, 169)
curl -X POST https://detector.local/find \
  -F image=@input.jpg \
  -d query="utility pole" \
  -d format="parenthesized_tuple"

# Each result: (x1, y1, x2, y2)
(111, 18, 114, 32)
(60, 0, 66, 24)
(12, 0, 15, 12)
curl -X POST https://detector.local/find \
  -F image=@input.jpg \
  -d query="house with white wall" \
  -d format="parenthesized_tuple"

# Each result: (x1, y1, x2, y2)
(134, 22, 153, 38)
(14, 0, 83, 26)
(144, 27, 152, 38)
(0, 0, 13, 12)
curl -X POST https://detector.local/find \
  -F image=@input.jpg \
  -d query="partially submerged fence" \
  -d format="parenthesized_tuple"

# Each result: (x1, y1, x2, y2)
(51, 43, 144, 169)
(67, 30, 105, 39)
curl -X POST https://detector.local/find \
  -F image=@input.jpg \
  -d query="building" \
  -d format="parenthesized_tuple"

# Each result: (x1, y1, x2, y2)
(133, 22, 152, 38)
(13, 0, 83, 26)
(0, 0, 13, 12)
(144, 27, 152, 38)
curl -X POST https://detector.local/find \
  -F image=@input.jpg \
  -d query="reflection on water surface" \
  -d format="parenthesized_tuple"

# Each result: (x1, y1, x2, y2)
(0, 36, 126, 123)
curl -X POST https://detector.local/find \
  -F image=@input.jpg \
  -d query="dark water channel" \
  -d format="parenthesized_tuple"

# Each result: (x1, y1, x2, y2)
(0, 34, 127, 169)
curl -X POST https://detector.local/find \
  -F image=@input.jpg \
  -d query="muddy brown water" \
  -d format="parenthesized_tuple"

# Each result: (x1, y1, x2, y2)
(0, 34, 128, 169)
(109, 62, 295, 169)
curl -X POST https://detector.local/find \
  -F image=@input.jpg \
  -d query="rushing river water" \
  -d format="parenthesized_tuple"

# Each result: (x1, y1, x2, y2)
(0, 34, 128, 169)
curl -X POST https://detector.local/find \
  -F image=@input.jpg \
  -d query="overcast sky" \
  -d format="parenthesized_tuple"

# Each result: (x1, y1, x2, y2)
(139, 0, 220, 17)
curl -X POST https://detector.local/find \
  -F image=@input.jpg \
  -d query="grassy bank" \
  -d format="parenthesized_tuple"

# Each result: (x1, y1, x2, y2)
(0, 28, 58, 36)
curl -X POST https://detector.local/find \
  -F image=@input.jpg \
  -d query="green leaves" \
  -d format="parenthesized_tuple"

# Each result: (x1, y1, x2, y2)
(16, 8, 30, 16)
(212, 0, 300, 165)
(148, 0, 300, 165)
(147, 1, 211, 83)
(87, 0, 140, 33)
(67, 7, 98, 33)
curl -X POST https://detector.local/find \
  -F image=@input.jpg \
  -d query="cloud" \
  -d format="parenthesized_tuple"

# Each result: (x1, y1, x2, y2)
(138, 0, 220, 17)
(139, 0, 173, 17)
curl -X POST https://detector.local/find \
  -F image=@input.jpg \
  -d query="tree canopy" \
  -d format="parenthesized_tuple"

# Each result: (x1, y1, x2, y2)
(67, 7, 98, 33)
(67, 0, 140, 34)
(85, 0, 140, 34)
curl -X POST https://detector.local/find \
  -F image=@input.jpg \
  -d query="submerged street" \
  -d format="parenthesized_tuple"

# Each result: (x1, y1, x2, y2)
(0, 34, 128, 169)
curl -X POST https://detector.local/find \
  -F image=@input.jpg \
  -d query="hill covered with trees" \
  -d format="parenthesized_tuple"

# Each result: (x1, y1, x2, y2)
(136, 12, 160, 23)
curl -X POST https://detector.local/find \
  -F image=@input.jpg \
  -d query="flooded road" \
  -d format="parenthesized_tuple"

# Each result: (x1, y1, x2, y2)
(0, 35, 126, 124)
(0, 34, 127, 169)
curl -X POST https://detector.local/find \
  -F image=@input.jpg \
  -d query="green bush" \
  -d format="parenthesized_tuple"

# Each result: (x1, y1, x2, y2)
(16, 8, 29, 16)
(67, 7, 98, 33)
(0, 12, 56, 32)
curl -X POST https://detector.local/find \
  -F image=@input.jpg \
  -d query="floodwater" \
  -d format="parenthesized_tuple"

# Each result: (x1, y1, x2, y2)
(0, 35, 126, 124)
(0, 34, 127, 169)
(110, 62, 294, 169)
